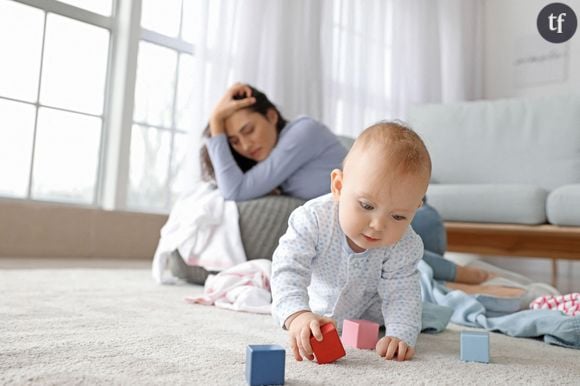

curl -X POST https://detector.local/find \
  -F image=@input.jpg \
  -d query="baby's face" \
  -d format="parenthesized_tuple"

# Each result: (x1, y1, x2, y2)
(332, 147, 428, 253)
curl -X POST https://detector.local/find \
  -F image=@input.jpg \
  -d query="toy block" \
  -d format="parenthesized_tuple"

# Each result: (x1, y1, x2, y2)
(245, 344, 285, 385)
(460, 331, 490, 363)
(310, 322, 346, 364)
(341, 319, 380, 349)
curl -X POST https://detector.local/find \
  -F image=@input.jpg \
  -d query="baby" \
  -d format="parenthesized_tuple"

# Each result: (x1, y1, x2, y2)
(271, 121, 431, 362)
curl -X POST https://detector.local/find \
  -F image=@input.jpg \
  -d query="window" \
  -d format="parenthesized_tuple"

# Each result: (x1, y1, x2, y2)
(0, 0, 110, 204)
(0, 0, 195, 212)
(128, 0, 194, 211)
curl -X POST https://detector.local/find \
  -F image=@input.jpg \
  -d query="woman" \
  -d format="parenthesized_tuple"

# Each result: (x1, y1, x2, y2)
(191, 83, 494, 287)
(200, 83, 346, 201)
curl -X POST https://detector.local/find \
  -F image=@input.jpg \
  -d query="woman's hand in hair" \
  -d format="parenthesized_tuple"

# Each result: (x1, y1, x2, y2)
(209, 83, 256, 136)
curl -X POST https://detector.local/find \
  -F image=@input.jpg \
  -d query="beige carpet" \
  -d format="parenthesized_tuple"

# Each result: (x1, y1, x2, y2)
(1, 264, 579, 385)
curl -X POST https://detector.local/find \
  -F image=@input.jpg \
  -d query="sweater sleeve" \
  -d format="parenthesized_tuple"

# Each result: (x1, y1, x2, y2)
(377, 228, 423, 347)
(205, 117, 329, 201)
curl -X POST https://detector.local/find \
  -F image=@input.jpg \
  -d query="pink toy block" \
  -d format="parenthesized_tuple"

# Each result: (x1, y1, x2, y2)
(341, 319, 380, 349)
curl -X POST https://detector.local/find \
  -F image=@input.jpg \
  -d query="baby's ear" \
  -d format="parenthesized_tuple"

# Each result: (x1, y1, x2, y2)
(330, 169, 343, 201)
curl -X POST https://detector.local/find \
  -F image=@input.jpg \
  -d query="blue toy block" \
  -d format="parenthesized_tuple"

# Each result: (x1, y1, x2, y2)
(460, 331, 490, 363)
(246, 344, 285, 385)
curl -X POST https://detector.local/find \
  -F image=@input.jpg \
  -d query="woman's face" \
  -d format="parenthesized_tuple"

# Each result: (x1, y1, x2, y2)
(224, 108, 279, 162)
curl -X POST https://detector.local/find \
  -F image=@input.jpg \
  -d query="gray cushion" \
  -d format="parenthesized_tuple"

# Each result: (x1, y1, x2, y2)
(238, 195, 305, 260)
(168, 251, 211, 285)
(427, 184, 548, 224)
(547, 184, 580, 226)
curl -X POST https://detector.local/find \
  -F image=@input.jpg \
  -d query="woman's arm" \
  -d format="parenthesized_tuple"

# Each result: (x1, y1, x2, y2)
(207, 117, 334, 201)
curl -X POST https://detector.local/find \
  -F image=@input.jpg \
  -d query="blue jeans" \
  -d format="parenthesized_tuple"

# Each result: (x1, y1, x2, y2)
(411, 202, 457, 282)
(411, 202, 447, 255)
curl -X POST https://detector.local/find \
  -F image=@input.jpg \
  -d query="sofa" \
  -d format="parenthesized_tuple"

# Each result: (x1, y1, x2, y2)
(408, 94, 580, 279)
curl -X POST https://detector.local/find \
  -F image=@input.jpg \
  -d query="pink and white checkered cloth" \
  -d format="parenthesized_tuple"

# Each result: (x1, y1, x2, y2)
(529, 293, 580, 317)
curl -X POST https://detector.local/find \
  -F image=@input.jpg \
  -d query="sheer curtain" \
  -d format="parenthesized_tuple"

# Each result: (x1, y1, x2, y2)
(321, 0, 483, 135)
(184, 0, 483, 183)
(320, 0, 395, 136)
(185, 0, 322, 182)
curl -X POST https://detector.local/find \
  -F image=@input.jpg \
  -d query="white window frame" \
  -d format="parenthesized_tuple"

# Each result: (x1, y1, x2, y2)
(6, 0, 194, 212)
(3, 0, 114, 206)
(125, 1, 194, 212)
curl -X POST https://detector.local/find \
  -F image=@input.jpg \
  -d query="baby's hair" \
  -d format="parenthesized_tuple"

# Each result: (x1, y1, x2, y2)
(344, 120, 432, 179)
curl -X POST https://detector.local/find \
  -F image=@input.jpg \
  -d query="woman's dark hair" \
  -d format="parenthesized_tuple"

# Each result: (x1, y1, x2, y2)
(200, 85, 287, 182)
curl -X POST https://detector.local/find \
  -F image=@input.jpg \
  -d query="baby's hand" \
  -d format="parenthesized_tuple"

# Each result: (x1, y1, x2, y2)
(375, 336, 415, 361)
(286, 311, 336, 361)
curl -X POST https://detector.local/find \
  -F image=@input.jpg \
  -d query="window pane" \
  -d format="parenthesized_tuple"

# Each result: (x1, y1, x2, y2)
(32, 107, 101, 204)
(181, 0, 195, 42)
(0, 1, 44, 102)
(0, 99, 36, 197)
(169, 132, 189, 203)
(40, 14, 109, 115)
(56, 0, 113, 16)
(176, 54, 194, 131)
(141, 0, 181, 37)
(128, 125, 171, 211)
(133, 42, 177, 127)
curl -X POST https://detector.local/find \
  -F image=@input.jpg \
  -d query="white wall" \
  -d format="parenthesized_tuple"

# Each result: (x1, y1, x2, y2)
(472, 1, 580, 292)
(484, 0, 580, 99)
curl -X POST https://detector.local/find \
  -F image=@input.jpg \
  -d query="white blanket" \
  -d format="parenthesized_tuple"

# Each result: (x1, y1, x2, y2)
(186, 259, 272, 314)
(152, 183, 247, 284)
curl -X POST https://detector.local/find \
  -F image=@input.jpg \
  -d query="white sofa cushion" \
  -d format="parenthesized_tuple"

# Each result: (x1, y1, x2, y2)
(409, 94, 580, 191)
(427, 184, 548, 224)
(546, 184, 580, 226)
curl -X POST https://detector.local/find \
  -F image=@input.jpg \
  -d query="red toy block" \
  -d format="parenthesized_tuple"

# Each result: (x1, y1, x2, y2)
(341, 319, 380, 349)
(310, 322, 346, 364)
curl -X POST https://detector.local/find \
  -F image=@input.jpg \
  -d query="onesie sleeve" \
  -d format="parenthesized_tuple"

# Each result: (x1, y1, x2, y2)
(270, 205, 319, 328)
(377, 227, 423, 347)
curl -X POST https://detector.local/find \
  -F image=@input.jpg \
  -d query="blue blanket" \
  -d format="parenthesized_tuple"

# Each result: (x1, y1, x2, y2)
(418, 261, 580, 349)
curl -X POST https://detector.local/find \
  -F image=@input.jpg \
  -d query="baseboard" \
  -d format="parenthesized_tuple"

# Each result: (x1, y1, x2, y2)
(0, 199, 167, 259)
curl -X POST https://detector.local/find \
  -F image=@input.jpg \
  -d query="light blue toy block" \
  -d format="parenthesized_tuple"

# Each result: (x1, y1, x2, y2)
(460, 331, 490, 363)
(246, 344, 285, 385)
